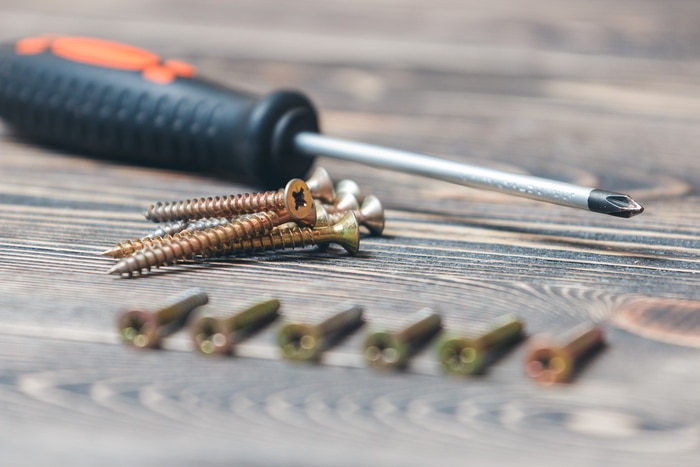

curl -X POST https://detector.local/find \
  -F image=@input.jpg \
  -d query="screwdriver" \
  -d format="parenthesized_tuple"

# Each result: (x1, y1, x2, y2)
(0, 35, 643, 218)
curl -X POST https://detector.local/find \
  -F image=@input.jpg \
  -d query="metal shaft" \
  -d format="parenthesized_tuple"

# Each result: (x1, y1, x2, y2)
(295, 132, 644, 217)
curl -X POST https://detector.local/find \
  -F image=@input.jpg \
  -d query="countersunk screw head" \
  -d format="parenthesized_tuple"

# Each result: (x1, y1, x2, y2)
(283, 178, 315, 224)
(335, 179, 363, 202)
(525, 323, 605, 385)
(305, 166, 335, 203)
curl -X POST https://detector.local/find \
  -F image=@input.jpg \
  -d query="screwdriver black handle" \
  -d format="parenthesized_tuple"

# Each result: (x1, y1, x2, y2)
(0, 35, 319, 187)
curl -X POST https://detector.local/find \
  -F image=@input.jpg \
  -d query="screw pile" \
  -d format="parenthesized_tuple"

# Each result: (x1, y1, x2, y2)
(103, 167, 385, 276)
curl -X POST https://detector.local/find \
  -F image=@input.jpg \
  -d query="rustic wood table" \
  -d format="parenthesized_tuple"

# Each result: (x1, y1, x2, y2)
(1, 1, 699, 465)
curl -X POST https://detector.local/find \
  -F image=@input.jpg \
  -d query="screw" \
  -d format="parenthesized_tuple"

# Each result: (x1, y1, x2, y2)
(326, 192, 360, 213)
(117, 288, 209, 349)
(305, 166, 335, 203)
(145, 178, 314, 222)
(328, 194, 385, 236)
(278, 304, 364, 361)
(363, 308, 442, 370)
(438, 315, 524, 376)
(335, 179, 363, 202)
(190, 298, 280, 355)
(525, 323, 605, 385)
(109, 211, 358, 276)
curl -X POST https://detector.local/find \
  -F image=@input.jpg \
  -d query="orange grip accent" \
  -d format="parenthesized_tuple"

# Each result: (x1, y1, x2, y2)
(14, 35, 197, 85)
(51, 36, 159, 71)
(15, 36, 51, 55)
(142, 65, 176, 84)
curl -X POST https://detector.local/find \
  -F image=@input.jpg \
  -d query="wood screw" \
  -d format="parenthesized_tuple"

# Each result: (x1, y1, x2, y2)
(363, 308, 442, 370)
(438, 315, 524, 376)
(278, 304, 364, 361)
(190, 298, 281, 355)
(525, 323, 605, 385)
(117, 288, 209, 349)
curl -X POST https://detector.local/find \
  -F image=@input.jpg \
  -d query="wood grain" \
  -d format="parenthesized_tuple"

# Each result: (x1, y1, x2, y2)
(1, 1, 700, 465)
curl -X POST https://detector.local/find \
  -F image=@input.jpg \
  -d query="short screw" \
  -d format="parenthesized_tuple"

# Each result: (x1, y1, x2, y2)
(525, 323, 605, 385)
(305, 166, 336, 203)
(117, 288, 209, 349)
(109, 206, 328, 274)
(328, 194, 385, 236)
(278, 304, 364, 362)
(363, 308, 442, 370)
(190, 298, 280, 355)
(145, 178, 314, 222)
(438, 315, 524, 376)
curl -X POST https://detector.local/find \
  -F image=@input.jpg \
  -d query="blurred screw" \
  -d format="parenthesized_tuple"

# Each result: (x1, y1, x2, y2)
(278, 304, 364, 362)
(363, 308, 442, 370)
(525, 323, 605, 385)
(190, 298, 280, 355)
(328, 194, 385, 236)
(438, 315, 524, 376)
(335, 179, 363, 202)
(117, 288, 208, 349)
(326, 192, 360, 213)
(305, 166, 335, 203)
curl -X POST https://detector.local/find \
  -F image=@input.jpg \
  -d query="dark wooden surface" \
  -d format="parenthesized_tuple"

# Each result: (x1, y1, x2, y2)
(1, 1, 700, 465)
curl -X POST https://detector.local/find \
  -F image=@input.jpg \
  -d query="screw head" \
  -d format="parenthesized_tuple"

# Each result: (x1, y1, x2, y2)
(438, 337, 487, 376)
(363, 331, 408, 370)
(283, 178, 315, 224)
(118, 310, 160, 349)
(191, 316, 232, 355)
(525, 343, 573, 385)
(278, 323, 323, 361)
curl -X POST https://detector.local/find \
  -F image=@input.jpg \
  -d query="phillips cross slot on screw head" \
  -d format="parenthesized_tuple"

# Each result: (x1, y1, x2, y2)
(0, 35, 643, 218)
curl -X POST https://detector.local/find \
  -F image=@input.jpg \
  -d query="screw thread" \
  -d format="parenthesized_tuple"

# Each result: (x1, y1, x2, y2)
(475, 317, 524, 350)
(144, 219, 188, 239)
(224, 298, 281, 333)
(109, 212, 279, 275)
(396, 308, 443, 343)
(216, 222, 322, 256)
(316, 305, 364, 336)
(154, 288, 209, 325)
(562, 325, 605, 358)
(145, 190, 285, 222)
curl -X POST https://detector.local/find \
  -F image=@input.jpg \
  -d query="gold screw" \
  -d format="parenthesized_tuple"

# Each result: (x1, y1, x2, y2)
(327, 194, 385, 236)
(438, 315, 524, 376)
(278, 304, 364, 362)
(144, 178, 313, 222)
(190, 298, 281, 355)
(117, 288, 209, 349)
(305, 166, 336, 203)
(335, 179, 363, 202)
(525, 323, 605, 385)
(363, 308, 442, 370)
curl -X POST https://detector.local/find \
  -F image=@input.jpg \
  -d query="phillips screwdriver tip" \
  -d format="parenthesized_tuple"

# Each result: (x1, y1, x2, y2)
(587, 189, 644, 218)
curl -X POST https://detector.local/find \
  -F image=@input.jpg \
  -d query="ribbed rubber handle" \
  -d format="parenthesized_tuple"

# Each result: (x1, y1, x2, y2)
(0, 36, 319, 187)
